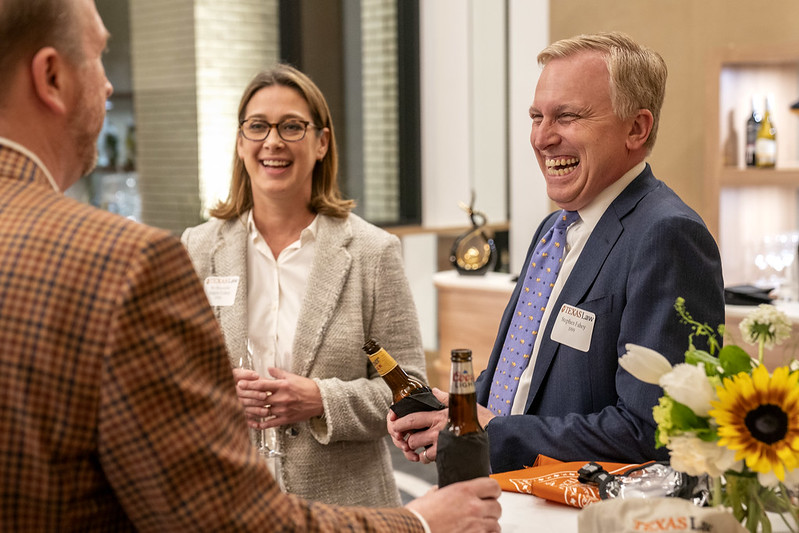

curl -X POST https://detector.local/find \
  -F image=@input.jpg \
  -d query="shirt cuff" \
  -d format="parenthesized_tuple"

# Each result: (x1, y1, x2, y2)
(407, 508, 432, 533)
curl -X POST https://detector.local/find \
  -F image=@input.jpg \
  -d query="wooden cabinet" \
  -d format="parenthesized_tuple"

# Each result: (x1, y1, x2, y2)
(432, 271, 515, 390)
(705, 43, 799, 288)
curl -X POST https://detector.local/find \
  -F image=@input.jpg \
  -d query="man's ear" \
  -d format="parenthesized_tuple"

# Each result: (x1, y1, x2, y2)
(30, 47, 69, 115)
(626, 108, 654, 151)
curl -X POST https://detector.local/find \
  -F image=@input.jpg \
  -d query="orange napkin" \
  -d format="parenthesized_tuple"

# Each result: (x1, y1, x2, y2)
(490, 455, 649, 508)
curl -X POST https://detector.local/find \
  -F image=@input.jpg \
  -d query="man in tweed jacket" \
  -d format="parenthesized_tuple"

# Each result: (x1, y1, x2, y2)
(0, 0, 502, 530)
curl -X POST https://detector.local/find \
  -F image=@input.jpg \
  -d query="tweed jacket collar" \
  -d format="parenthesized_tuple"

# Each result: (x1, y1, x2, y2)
(208, 213, 353, 376)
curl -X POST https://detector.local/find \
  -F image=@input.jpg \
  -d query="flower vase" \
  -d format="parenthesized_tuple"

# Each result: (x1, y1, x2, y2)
(712, 471, 798, 533)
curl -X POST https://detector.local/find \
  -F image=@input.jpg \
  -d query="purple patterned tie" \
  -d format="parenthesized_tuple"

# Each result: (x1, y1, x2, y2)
(488, 210, 579, 416)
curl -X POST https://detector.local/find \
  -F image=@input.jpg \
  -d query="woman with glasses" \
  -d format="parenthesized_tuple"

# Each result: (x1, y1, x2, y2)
(181, 65, 427, 507)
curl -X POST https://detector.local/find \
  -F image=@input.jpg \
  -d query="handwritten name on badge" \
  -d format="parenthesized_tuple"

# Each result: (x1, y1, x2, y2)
(203, 276, 239, 307)
(550, 303, 595, 352)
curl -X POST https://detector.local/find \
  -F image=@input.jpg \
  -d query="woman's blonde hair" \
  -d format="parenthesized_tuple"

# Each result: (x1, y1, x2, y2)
(210, 64, 354, 219)
(538, 31, 667, 153)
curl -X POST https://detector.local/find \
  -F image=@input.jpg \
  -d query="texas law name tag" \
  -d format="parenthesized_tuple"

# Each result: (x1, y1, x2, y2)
(550, 303, 595, 352)
(203, 276, 239, 307)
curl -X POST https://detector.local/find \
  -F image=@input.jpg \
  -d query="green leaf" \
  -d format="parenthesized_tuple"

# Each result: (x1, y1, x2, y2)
(669, 399, 710, 432)
(718, 345, 754, 376)
(685, 349, 721, 376)
(695, 427, 719, 442)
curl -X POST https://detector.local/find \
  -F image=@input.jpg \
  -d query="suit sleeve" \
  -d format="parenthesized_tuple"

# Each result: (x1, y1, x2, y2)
(98, 232, 423, 531)
(483, 213, 725, 472)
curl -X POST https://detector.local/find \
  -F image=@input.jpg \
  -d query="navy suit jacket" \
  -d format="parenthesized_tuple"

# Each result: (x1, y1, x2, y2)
(475, 164, 725, 473)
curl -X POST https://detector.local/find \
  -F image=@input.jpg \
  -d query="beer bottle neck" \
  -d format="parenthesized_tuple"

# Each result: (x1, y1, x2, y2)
(447, 358, 482, 435)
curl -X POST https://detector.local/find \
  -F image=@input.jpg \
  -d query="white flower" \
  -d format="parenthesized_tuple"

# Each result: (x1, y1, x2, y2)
(785, 466, 799, 487)
(659, 363, 716, 417)
(790, 359, 799, 373)
(619, 344, 673, 385)
(760, 464, 799, 489)
(668, 435, 741, 477)
(739, 304, 792, 349)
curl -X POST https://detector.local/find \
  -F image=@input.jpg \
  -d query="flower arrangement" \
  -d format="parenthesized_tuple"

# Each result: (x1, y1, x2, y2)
(620, 298, 799, 533)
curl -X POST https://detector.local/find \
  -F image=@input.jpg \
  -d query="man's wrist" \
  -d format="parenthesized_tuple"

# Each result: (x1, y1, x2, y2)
(407, 508, 431, 533)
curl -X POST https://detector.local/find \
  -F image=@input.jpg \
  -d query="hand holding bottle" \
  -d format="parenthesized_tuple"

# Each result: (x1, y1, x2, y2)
(387, 387, 450, 463)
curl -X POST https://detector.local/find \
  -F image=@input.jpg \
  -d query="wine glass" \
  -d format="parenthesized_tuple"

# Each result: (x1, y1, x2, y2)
(246, 338, 283, 458)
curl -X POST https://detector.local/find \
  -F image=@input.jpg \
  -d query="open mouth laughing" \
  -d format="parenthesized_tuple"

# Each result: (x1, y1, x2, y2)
(545, 157, 579, 176)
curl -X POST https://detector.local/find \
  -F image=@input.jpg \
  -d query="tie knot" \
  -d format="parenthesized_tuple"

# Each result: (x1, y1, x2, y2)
(554, 210, 579, 230)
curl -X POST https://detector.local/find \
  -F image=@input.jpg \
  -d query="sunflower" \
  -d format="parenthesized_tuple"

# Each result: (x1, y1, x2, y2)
(709, 364, 799, 482)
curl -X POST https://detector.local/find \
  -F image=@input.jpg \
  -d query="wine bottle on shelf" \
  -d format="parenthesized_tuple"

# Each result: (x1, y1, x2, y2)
(436, 348, 490, 487)
(362, 339, 431, 403)
(755, 96, 777, 168)
(745, 96, 761, 167)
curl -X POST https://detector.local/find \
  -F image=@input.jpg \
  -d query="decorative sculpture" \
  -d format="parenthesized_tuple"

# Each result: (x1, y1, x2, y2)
(449, 193, 497, 276)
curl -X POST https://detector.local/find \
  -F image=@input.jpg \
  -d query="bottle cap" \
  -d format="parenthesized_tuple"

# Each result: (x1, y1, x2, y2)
(450, 348, 472, 361)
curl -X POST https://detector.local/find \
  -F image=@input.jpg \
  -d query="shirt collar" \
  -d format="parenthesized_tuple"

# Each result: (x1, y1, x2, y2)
(246, 209, 318, 246)
(0, 136, 61, 192)
(576, 161, 646, 229)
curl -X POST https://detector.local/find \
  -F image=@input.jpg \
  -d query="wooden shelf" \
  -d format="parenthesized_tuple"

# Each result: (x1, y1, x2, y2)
(719, 167, 799, 187)
(705, 42, 799, 286)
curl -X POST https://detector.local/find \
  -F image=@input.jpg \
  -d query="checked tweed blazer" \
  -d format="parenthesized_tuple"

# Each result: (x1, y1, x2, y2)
(181, 213, 427, 508)
(0, 144, 423, 532)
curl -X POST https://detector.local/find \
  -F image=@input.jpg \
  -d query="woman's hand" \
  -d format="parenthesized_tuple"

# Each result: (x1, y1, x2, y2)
(235, 367, 324, 428)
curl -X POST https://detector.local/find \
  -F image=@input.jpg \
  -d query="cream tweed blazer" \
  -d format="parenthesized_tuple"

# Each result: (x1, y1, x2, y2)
(181, 212, 427, 507)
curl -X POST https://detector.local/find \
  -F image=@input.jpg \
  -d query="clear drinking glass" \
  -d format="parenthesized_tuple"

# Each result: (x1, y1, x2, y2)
(246, 338, 283, 458)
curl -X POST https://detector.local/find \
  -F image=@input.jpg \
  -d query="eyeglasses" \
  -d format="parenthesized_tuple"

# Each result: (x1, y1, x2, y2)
(239, 118, 317, 143)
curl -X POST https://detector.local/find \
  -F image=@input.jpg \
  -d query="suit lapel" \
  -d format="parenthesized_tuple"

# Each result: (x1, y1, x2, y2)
(523, 166, 658, 412)
(292, 215, 352, 376)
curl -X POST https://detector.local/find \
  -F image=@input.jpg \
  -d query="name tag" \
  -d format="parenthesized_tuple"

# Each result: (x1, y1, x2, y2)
(550, 303, 595, 352)
(203, 276, 239, 307)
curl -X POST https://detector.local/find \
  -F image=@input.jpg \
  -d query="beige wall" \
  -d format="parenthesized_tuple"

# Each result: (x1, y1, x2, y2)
(129, 0, 279, 233)
(549, 0, 799, 228)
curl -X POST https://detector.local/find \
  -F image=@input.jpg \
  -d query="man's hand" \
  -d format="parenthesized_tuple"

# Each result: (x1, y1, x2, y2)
(406, 477, 502, 533)
(477, 403, 496, 428)
(387, 388, 449, 463)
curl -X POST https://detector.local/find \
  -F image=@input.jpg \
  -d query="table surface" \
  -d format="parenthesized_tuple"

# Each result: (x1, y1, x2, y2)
(432, 270, 516, 292)
(725, 301, 799, 320)
(498, 491, 795, 533)
(498, 491, 578, 532)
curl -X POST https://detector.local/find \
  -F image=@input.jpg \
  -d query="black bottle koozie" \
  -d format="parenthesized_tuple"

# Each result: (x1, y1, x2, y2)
(435, 430, 491, 487)
(390, 392, 446, 418)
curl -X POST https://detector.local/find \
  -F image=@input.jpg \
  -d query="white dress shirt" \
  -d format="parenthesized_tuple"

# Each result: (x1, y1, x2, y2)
(246, 210, 317, 375)
(511, 161, 646, 414)
(245, 211, 317, 480)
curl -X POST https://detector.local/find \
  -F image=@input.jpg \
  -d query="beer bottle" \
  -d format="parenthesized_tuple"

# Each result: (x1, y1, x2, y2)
(444, 348, 483, 436)
(436, 348, 490, 487)
(362, 339, 431, 403)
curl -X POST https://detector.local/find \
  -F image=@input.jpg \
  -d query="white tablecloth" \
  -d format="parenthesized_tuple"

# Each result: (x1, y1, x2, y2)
(498, 491, 795, 533)
(498, 491, 578, 532)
